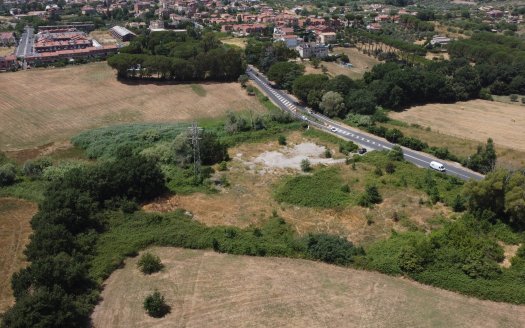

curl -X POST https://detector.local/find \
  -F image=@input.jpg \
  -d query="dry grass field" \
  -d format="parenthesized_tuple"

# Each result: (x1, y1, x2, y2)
(0, 198, 37, 313)
(220, 37, 247, 49)
(144, 132, 451, 246)
(304, 47, 380, 79)
(89, 30, 119, 46)
(91, 247, 525, 328)
(0, 47, 14, 56)
(389, 100, 525, 168)
(0, 62, 266, 150)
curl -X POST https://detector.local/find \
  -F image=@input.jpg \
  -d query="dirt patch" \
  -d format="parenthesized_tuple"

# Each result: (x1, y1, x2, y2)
(251, 142, 344, 170)
(390, 99, 525, 151)
(91, 247, 525, 328)
(0, 46, 14, 56)
(0, 198, 37, 313)
(89, 30, 119, 46)
(0, 62, 266, 150)
(220, 37, 247, 49)
(499, 242, 521, 269)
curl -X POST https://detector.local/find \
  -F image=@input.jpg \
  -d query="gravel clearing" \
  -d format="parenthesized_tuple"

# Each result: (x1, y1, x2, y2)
(250, 142, 345, 170)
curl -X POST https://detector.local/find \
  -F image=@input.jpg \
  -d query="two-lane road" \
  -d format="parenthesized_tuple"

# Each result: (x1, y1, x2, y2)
(247, 67, 483, 181)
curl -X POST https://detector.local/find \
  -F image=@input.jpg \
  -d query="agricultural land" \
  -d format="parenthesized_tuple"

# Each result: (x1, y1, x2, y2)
(0, 62, 266, 150)
(92, 247, 525, 328)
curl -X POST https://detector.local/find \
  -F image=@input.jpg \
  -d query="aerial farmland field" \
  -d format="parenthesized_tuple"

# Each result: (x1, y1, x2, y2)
(92, 247, 525, 328)
(0, 62, 266, 150)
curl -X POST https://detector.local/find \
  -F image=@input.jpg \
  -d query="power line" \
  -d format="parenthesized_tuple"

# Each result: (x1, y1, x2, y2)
(188, 122, 202, 181)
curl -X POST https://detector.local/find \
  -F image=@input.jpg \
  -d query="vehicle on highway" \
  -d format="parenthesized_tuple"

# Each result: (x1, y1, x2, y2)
(301, 115, 307, 121)
(358, 148, 367, 155)
(330, 127, 338, 132)
(429, 161, 446, 172)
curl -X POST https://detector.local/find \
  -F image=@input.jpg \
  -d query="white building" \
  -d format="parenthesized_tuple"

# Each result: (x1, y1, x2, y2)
(318, 32, 336, 45)
(296, 43, 329, 58)
(276, 34, 299, 48)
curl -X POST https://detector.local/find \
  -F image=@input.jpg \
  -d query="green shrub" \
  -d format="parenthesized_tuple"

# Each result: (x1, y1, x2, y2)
(144, 290, 169, 318)
(358, 185, 382, 207)
(22, 157, 52, 179)
(278, 135, 287, 145)
(218, 161, 228, 171)
(305, 234, 361, 265)
(274, 168, 351, 208)
(138, 253, 164, 274)
(339, 141, 358, 155)
(0, 163, 17, 186)
(324, 147, 332, 158)
(300, 159, 311, 172)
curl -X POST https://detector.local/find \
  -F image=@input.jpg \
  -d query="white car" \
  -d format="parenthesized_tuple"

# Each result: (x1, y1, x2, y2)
(330, 127, 338, 132)
(301, 115, 308, 121)
(429, 161, 446, 172)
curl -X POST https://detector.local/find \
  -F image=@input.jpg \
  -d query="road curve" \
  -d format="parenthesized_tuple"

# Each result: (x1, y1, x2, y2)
(246, 66, 483, 181)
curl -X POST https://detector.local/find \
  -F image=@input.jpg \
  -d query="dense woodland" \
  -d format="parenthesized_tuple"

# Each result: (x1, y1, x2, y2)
(107, 32, 245, 81)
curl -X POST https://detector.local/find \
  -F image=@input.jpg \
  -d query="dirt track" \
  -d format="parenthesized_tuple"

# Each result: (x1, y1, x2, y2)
(92, 247, 525, 328)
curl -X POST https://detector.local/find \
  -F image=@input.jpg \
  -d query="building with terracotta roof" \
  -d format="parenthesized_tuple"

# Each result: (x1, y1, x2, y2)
(0, 32, 16, 46)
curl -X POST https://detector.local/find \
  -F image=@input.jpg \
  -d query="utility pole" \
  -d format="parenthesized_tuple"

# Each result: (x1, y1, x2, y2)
(188, 122, 202, 182)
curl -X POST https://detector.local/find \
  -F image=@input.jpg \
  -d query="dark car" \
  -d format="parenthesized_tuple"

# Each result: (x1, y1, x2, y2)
(358, 148, 367, 155)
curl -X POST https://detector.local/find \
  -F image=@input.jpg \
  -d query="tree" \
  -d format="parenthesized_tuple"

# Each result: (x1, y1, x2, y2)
(305, 234, 359, 265)
(388, 145, 404, 161)
(267, 61, 305, 91)
(326, 75, 355, 95)
(22, 157, 52, 179)
(345, 89, 377, 115)
(300, 159, 311, 172)
(238, 74, 249, 88)
(358, 185, 382, 207)
(144, 290, 169, 318)
(292, 74, 329, 103)
(138, 252, 164, 274)
(278, 135, 287, 145)
(319, 91, 346, 117)
(0, 163, 16, 186)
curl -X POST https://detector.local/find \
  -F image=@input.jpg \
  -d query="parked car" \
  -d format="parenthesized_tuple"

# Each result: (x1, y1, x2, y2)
(358, 148, 367, 154)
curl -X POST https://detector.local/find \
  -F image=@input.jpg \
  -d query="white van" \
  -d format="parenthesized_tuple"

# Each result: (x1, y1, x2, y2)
(429, 161, 446, 172)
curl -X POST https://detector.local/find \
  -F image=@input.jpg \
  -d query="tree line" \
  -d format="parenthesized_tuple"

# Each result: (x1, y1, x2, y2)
(107, 32, 245, 81)
(448, 32, 525, 96)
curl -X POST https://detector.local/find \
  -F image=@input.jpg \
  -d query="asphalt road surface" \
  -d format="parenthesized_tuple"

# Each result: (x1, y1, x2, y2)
(246, 66, 483, 181)
(15, 26, 35, 58)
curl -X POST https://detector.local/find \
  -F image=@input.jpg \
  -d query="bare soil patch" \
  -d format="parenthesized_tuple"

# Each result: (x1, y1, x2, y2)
(220, 37, 247, 49)
(89, 30, 119, 46)
(144, 132, 450, 245)
(91, 247, 525, 328)
(0, 62, 266, 150)
(0, 198, 37, 313)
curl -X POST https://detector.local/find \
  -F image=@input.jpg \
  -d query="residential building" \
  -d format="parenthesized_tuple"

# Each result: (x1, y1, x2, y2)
(318, 32, 336, 45)
(296, 43, 328, 58)
(0, 32, 16, 46)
